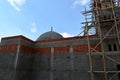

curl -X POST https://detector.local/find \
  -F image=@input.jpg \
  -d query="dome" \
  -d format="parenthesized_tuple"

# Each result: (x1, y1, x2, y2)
(36, 31, 63, 41)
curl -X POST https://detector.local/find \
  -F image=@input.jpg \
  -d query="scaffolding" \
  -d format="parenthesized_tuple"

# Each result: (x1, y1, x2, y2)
(82, 0, 120, 80)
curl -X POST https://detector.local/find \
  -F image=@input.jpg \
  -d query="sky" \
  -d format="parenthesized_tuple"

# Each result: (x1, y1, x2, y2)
(0, 0, 90, 41)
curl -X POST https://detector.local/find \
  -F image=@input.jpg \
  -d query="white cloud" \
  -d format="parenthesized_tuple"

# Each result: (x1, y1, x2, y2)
(8, 0, 26, 11)
(30, 22, 37, 33)
(60, 32, 74, 38)
(73, 0, 90, 7)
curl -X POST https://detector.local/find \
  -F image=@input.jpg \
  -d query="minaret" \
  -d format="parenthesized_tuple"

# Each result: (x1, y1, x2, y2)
(92, 0, 120, 36)
(93, 0, 113, 9)
(92, 0, 120, 50)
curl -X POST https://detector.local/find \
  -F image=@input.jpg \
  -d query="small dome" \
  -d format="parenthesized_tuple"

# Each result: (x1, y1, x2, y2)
(36, 31, 63, 41)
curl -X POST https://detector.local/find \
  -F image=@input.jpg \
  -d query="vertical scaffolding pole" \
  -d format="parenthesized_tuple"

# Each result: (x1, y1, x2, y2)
(82, 0, 120, 80)
(93, 0, 108, 79)
(84, 7, 94, 80)
(111, 0, 120, 46)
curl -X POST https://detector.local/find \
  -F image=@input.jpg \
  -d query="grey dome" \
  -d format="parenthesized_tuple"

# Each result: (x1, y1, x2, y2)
(36, 31, 63, 41)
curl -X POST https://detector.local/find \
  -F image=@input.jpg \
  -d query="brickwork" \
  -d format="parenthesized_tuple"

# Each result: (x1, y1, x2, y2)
(0, 44, 18, 53)
(21, 45, 34, 53)
(35, 48, 51, 54)
(54, 46, 69, 53)
(74, 45, 88, 52)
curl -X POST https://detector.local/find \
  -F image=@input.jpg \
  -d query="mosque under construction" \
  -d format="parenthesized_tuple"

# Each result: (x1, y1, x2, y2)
(0, 0, 120, 80)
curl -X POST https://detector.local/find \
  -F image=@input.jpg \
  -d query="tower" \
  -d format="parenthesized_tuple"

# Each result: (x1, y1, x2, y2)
(83, 0, 120, 51)
(82, 0, 120, 80)
(93, 0, 120, 36)
(92, 0, 120, 51)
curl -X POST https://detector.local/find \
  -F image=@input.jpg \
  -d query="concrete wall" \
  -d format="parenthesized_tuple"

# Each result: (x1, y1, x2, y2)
(0, 37, 19, 80)
(33, 37, 120, 80)
(32, 47, 90, 80)
(91, 53, 120, 80)
(0, 35, 120, 80)
(0, 36, 34, 80)
(15, 53, 33, 80)
(31, 53, 50, 80)
(0, 52, 16, 80)
(32, 37, 96, 80)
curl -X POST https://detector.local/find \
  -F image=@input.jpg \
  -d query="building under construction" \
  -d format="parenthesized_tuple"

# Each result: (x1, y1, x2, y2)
(0, 0, 120, 80)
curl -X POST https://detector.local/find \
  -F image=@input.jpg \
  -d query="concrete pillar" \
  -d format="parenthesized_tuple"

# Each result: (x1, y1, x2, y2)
(70, 46, 74, 80)
(70, 46, 74, 70)
(50, 47, 54, 80)
(14, 44, 21, 68)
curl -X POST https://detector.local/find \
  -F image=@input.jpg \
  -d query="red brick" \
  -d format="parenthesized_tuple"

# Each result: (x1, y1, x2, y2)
(74, 45, 88, 53)
(35, 48, 51, 54)
(73, 44, 101, 53)
(21, 45, 34, 53)
(0, 44, 18, 53)
(54, 46, 69, 53)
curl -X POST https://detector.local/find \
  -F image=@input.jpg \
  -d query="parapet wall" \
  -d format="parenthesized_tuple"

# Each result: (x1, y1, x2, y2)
(0, 35, 101, 54)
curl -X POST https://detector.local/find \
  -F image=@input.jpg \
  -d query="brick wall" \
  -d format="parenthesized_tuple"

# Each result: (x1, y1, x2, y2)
(35, 48, 51, 54)
(54, 46, 69, 53)
(73, 44, 101, 53)
(21, 45, 34, 53)
(0, 44, 18, 53)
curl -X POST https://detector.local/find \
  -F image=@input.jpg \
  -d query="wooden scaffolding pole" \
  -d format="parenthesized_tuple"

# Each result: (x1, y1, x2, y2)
(93, 0, 108, 79)
(84, 7, 94, 80)
(82, 0, 120, 80)
(111, 0, 120, 46)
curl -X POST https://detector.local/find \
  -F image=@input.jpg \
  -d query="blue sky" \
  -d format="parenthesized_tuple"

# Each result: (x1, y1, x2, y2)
(0, 0, 90, 41)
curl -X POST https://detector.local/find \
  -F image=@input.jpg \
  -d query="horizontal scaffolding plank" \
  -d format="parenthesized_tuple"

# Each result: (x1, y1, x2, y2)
(88, 71, 120, 73)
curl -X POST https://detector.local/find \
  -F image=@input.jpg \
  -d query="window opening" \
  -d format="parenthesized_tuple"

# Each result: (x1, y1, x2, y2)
(117, 65, 120, 80)
(113, 43, 117, 51)
(108, 44, 112, 51)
